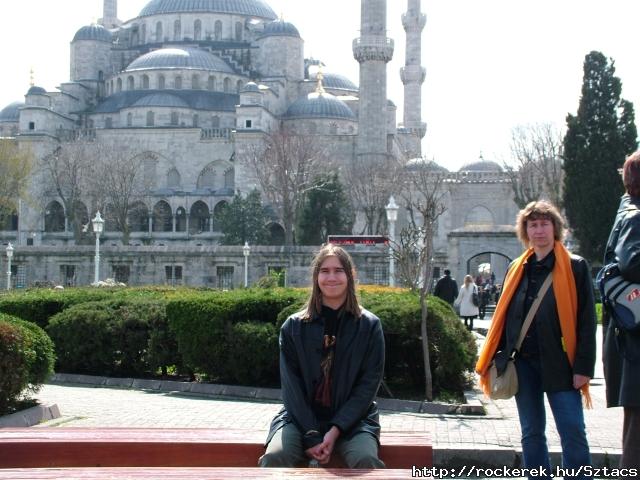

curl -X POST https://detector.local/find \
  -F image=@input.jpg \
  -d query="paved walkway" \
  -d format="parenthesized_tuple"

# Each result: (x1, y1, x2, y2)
(31, 322, 623, 469)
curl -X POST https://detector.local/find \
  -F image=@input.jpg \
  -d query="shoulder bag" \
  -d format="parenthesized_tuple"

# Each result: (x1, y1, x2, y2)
(488, 272, 553, 400)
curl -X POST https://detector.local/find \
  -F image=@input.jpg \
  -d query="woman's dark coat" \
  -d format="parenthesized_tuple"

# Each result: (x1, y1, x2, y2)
(265, 308, 385, 450)
(603, 194, 640, 407)
(497, 253, 596, 392)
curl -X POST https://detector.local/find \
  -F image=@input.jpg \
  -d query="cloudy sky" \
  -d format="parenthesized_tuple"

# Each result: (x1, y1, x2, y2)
(2, 0, 639, 170)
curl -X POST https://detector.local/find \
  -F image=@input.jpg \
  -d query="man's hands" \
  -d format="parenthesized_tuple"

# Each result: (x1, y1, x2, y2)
(305, 426, 341, 464)
(573, 374, 590, 390)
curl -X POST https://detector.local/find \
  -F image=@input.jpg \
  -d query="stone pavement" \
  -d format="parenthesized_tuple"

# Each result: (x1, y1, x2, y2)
(31, 323, 623, 470)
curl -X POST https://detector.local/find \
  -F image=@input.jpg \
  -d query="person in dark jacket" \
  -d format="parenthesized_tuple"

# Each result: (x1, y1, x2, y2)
(433, 269, 458, 305)
(259, 243, 385, 468)
(476, 200, 596, 480)
(602, 151, 640, 470)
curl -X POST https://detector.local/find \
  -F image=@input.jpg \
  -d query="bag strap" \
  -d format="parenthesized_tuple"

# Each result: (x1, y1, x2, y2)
(513, 272, 553, 355)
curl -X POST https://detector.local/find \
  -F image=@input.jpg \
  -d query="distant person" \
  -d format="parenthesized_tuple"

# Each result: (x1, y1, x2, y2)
(454, 275, 479, 331)
(476, 200, 596, 480)
(259, 244, 385, 468)
(602, 151, 640, 470)
(478, 284, 491, 320)
(433, 269, 458, 305)
(490, 271, 496, 285)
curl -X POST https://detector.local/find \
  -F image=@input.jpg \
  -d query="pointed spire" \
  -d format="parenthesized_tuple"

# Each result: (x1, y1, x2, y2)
(29, 67, 35, 87)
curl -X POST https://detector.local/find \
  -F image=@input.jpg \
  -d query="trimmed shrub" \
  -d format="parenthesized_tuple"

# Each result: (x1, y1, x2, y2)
(0, 313, 55, 415)
(47, 298, 176, 377)
(227, 322, 279, 386)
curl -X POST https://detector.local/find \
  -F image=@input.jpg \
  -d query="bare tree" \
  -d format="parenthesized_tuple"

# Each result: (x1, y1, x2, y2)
(504, 123, 564, 208)
(90, 145, 153, 245)
(0, 139, 32, 217)
(396, 162, 448, 401)
(40, 141, 94, 244)
(245, 129, 328, 245)
(347, 154, 403, 235)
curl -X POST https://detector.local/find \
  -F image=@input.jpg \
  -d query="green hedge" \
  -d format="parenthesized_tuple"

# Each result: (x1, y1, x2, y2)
(47, 298, 178, 377)
(0, 313, 55, 415)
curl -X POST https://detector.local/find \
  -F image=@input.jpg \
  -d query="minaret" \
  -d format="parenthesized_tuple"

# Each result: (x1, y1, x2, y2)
(100, 0, 119, 29)
(400, 0, 426, 157)
(353, 0, 394, 162)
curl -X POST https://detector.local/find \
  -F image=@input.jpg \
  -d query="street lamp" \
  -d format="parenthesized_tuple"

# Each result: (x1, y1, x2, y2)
(92, 212, 104, 285)
(243, 241, 250, 287)
(385, 196, 399, 287)
(6, 243, 14, 290)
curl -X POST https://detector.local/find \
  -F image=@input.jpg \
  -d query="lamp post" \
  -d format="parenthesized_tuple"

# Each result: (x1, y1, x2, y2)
(92, 212, 104, 285)
(385, 196, 399, 287)
(6, 243, 14, 290)
(243, 241, 250, 287)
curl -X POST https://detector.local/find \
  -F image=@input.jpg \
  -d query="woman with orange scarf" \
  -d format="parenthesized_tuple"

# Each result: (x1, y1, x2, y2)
(476, 201, 596, 479)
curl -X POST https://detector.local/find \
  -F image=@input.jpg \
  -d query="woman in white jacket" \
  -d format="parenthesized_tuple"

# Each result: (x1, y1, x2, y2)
(455, 274, 480, 331)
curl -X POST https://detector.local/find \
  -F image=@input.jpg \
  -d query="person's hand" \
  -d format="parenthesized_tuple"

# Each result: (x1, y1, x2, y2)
(314, 426, 341, 464)
(573, 374, 590, 390)
(305, 443, 324, 462)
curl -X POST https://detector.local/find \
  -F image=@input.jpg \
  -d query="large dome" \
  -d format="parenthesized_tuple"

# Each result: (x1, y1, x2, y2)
(73, 24, 113, 42)
(285, 92, 355, 120)
(260, 19, 300, 38)
(139, 0, 277, 20)
(125, 48, 235, 73)
(0, 102, 23, 122)
(458, 159, 503, 173)
(311, 72, 358, 92)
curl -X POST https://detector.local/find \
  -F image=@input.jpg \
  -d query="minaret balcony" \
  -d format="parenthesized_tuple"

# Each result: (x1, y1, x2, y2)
(400, 66, 426, 84)
(401, 12, 427, 31)
(352, 37, 394, 63)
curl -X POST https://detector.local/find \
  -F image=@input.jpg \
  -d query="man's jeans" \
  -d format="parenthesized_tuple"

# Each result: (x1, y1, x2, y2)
(514, 357, 592, 479)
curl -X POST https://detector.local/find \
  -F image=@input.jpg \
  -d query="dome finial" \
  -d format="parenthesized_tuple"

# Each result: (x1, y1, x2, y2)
(29, 67, 34, 87)
(315, 65, 326, 95)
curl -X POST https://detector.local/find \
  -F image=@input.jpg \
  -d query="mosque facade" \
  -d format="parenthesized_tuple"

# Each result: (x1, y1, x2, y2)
(0, 0, 521, 288)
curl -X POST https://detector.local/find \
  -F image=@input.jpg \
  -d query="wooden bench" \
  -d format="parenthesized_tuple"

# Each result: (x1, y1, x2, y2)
(0, 428, 432, 469)
(0, 467, 422, 479)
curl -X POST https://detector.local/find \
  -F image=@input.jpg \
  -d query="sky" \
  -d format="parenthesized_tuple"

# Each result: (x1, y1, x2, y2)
(1, 0, 639, 171)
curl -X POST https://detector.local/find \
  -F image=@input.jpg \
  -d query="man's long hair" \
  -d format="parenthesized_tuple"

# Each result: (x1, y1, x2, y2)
(301, 243, 361, 321)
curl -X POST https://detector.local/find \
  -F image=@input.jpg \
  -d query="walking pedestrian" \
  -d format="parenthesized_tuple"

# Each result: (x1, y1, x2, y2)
(433, 269, 458, 305)
(454, 275, 479, 330)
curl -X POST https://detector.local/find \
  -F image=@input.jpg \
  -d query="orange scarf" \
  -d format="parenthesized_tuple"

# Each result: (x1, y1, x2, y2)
(475, 241, 591, 408)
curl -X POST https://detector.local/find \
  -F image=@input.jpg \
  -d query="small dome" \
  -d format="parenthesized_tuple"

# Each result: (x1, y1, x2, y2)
(260, 19, 300, 38)
(405, 158, 449, 173)
(458, 159, 503, 172)
(139, 0, 277, 20)
(73, 24, 113, 42)
(0, 102, 24, 122)
(132, 92, 189, 108)
(311, 72, 357, 91)
(285, 92, 355, 120)
(241, 82, 260, 93)
(27, 86, 47, 95)
(125, 48, 235, 73)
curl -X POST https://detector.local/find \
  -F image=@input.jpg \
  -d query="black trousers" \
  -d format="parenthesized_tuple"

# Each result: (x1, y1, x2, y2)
(622, 406, 640, 469)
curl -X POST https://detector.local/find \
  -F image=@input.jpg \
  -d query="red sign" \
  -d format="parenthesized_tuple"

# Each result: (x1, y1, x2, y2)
(327, 235, 389, 246)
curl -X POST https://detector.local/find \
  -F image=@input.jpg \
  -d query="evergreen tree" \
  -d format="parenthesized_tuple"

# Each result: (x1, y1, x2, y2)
(297, 173, 353, 245)
(563, 51, 638, 262)
(218, 190, 270, 245)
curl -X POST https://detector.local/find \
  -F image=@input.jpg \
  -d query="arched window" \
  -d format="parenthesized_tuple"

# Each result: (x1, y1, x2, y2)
(127, 112, 133, 127)
(156, 21, 163, 41)
(146, 111, 155, 126)
(224, 168, 234, 188)
(208, 75, 215, 90)
(223, 77, 231, 93)
(197, 165, 217, 189)
(268, 223, 285, 245)
(127, 76, 134, 90)
(44, 201, 65, 232)
(175, 76, 182, 89)
(0, 204, 18, 231)
(211, 116, 220, 128)
(170, 111, 179, 126)
(192, 74, 200, 89)
(167, 168, 181, 188)
(189, 201, 210, 234)
(214, 20, 222, 40)
(175, 207, 186, 232)
(141, 24, 146, 43)
(194, 20, 202, 40)
(174, 19, 181, 40)
(152, 201, 173, 232)
(117, 78, 123, 92)
(104, 204, 119, 231)
(213, 201, 227, 232)
(128, 201, 149, 232)
(193, 114, 199, 127)
(236, 80, 243, 93)
(106, 82, 111, 96)
(235, 22, 243, 41)
(158, 75, 165, 89)
(142, 75, 149, 89)
(73, 201, 89, 234)
(329, 122, 338, 135)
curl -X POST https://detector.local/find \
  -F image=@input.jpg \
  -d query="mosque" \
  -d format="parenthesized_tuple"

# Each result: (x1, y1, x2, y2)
(0, 0, 521, 288)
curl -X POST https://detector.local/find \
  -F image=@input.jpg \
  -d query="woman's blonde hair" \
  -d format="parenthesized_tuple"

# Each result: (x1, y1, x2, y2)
(301, 243, 361, 321)
(515, 200, 566, 248)
(464, 274, 474, 286)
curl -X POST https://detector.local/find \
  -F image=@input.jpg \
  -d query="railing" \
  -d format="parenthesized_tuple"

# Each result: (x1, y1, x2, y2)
(55, 128, 96, 142)
(200, 128, 233, 140)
